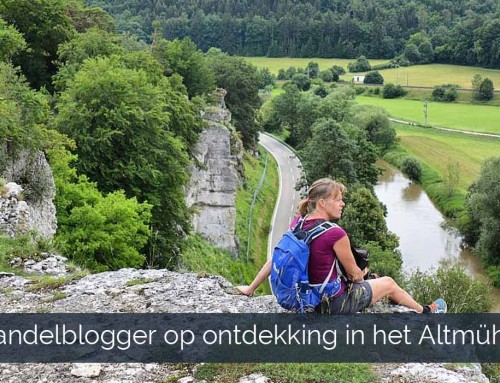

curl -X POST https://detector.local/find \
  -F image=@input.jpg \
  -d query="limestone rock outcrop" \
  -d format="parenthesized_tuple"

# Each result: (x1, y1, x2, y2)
(0, 267, 489, 383)
(1, 149, 57, 238)
(186, 89, 242, 253)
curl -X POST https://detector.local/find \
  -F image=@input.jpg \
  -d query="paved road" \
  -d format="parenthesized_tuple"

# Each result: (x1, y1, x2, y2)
(258, 133, 304, 260)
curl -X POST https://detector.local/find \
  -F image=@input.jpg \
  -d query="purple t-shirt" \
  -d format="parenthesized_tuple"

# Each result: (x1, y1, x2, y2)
(290, 216, 347, 294)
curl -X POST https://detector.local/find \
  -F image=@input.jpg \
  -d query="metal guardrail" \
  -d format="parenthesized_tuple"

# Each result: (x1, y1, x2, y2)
(246, 153, 269, 263)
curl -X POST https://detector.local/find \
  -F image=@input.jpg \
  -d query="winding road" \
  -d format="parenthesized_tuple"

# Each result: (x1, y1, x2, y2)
(258, 133, 304, 260)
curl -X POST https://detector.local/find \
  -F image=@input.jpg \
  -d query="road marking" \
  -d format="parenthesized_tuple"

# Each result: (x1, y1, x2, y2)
(258, 133, 283, 261)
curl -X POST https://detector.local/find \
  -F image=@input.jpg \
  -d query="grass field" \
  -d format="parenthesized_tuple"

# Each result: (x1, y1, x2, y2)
(356, 96, 500, 135)
(242, 56, 388, 74)
(392, 123, 500, 189)
(357, 64, 500, 90)
(242, 57, 500, 90)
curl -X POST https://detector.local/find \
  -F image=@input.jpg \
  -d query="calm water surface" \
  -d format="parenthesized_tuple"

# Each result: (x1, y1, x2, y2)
(374, 160, 500, 312)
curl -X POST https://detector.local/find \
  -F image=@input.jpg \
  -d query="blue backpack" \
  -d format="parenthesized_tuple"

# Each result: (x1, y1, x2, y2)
(270, 217, 342, 313)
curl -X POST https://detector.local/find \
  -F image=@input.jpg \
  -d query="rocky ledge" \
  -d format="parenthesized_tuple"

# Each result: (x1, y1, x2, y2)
(0, 262, 489, 382)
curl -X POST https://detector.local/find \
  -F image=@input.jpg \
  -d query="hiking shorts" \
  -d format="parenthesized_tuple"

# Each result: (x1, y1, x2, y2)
(317, 281, 373, 314)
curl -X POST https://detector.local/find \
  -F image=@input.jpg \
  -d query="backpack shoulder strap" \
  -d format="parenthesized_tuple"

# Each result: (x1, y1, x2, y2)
(301, 220, 342, 294)
(304, 220, 338, 245)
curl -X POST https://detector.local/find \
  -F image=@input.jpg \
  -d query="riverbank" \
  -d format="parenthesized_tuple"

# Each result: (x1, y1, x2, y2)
(375, 160, 500, 312)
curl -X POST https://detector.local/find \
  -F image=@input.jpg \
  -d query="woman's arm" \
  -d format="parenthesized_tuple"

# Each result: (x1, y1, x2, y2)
(333, 236, 366, 282)
(236, 259, 272, 296)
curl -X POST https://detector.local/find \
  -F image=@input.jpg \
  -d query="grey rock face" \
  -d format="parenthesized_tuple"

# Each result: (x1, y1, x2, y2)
(0, 267, 489, 382)
(0, 182, 30, 237)
(10, 253, 73, 277)
(1, 149, 57, 238)
(0, 268, 281, 382)
(186, 89, 242, 253)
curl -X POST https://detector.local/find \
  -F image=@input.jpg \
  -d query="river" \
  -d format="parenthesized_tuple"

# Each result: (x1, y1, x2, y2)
(374, 160, 500, 312)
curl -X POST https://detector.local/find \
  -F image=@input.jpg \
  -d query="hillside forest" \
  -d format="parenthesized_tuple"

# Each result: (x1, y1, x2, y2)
(87, 0, 500, 68)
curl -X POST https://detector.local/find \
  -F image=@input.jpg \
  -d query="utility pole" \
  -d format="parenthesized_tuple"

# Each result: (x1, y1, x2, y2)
(423, 101, 428, 127)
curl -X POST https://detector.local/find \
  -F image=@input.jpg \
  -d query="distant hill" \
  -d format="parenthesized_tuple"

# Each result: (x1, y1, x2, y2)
(87, 0, 500, 68)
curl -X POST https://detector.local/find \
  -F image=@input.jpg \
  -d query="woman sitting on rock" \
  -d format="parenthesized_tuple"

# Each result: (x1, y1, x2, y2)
(238, 177, 447, 314)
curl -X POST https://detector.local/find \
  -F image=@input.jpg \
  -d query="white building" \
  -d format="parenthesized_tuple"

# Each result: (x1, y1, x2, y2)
(352, 75, 365, 83)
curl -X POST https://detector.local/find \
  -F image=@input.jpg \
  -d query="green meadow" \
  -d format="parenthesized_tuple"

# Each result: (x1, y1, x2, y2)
(243, 57, 500, 90)
(242, 56, 388, 74)
(391, 123, 500, 190)
(356, 96, 500, 135)
(358, 64, 500, 90)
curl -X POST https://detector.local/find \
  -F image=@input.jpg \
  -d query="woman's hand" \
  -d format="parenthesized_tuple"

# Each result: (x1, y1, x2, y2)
(236, 285, 254, 296)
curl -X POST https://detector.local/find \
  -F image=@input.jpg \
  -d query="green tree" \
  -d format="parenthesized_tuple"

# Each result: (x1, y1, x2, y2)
(340, 186, 399, 251)
(382, 83, 406, 98)
(418, 40, 434, 63)
(477, 78, 494, 101)
(364, 71, 384, 85)
(347, 56, 371, 72)
(403, 43, 421, 64)
(351, 105, 396, 150)
(291, 73, 311, 91)
(51, 150, 152, 271)
(445, 161, 460, 197)
(258, 67, 276, 89)
(54, 55, 192, 267)
(465, 157, 500, 285)
(432, 84, 458, 102)
(0, 62, 60, 157)
(207, 49, 262, 150)
(54, 27, 124, 91)
(0, 0, 75, 91)
(306, 61, 320, 78)
(288, 92, 321, 148)
(153, 37, 215, 98)
(300, 119, 357, 184)
(330, 65, 346, 76)
(264, 82, 301, 139)
(401, 156, 423, 183)
(320, 69, 335, 82)
(285, 66, 297, 79)
(0, 18, 26, 62)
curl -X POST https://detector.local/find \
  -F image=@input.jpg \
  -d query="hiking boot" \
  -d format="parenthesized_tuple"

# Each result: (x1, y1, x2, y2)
(424, 298, 447, 313)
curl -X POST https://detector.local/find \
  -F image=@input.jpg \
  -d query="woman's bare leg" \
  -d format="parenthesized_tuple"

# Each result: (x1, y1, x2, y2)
(367, 277, 423, 313)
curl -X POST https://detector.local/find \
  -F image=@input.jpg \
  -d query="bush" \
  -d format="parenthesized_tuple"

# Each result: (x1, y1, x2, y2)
(373, 87, 380, 95)
(382, 83, 407, 99)
(348, 56, 371, 72)
(291, 73, 311, 91)
(406, 262, 493, 313)
(364, 242, 403, 283)
(330, 65, 346, 76)
(472, 74, 494, 101)
(321, 69, 339, 82)
(401, 156, 423, 182)
(354, 87, 366, 95)
(49, 148, 152, 272)
(432, 84, 458, 102)
(477, 78, 494, 101)
(56, 191, 152, 272)
(371, 62, 399, 71)
(363, 71, 384, 85)
(391, 55, 411, 67)
(313, 85, 328, 98)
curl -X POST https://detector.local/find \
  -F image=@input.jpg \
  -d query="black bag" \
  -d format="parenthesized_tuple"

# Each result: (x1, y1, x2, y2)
(351, 246, 370, 270)
(338, 246, 372, 279)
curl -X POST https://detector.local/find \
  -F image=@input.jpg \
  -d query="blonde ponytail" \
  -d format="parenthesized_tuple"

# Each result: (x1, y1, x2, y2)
(295, 178, 346, 216)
